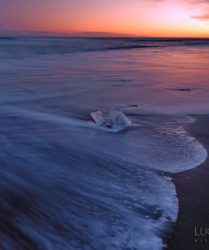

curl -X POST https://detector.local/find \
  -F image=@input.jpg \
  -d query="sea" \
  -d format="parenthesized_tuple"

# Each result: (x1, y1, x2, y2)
(0, 36, 208, 250)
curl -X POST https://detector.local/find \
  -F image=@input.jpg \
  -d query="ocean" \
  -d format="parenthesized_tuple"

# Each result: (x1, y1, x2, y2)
(0, 37, 208, 250)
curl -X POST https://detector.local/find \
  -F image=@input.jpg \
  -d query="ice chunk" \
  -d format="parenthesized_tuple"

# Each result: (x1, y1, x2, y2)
(106, 110, 132, 128)
(90, 111, 105, 125)
(90, 109, 132, 129)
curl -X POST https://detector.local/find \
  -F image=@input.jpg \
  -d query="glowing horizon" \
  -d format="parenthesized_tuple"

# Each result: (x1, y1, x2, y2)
(1, 0, 209, 38)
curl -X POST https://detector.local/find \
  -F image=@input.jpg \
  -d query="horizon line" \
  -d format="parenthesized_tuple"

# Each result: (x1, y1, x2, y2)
(1, 30, 209, 40)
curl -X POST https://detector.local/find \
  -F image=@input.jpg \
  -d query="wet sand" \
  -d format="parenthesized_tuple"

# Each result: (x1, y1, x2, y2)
(167, 115, 209, 250)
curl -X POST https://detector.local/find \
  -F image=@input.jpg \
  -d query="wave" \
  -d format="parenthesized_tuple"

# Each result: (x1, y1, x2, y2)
(1, 37, 209, 59)
(2, 106, 207, 173)
(1, 107, 131, 133)
(0, 105, 207, 249)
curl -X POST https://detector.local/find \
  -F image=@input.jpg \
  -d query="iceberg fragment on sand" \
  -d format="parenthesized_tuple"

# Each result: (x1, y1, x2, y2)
(90, 109, 132, 129)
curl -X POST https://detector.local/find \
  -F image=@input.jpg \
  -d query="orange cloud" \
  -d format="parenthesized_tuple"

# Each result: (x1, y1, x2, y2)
(193, 13, 209, 20)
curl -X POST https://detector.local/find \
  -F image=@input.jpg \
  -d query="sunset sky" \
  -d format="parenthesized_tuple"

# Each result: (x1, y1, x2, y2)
(1, 0, 209, 37)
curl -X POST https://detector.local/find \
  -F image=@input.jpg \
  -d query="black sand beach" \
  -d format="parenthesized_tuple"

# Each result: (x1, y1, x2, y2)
(167, 115, 209, 250)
